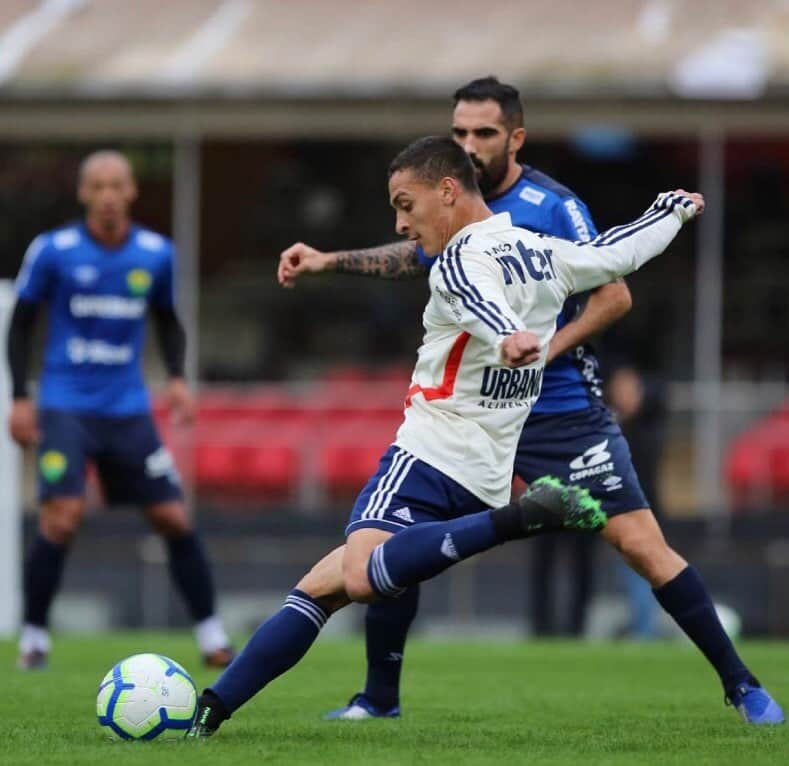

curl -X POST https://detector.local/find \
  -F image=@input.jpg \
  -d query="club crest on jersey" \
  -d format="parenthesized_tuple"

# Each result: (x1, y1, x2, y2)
(478, 366, 543, 409)
(73, 265, 99, 286)
(40, 450, 68, 483)
(126, 269, 152, 296)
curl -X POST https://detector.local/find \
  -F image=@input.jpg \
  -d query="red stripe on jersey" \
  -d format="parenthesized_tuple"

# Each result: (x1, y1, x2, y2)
(405, 331, 471, 408)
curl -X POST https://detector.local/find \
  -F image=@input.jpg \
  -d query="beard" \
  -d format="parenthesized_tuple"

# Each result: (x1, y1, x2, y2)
(472, 151, 510, 196)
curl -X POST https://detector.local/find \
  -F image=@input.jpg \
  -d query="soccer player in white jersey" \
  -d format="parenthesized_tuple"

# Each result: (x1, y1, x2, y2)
(188, 137, 772, 737)
(280, 78, 784, 725)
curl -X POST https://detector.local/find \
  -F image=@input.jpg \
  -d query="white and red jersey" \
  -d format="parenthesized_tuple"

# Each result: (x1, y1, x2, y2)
(394, 194, 696, 506)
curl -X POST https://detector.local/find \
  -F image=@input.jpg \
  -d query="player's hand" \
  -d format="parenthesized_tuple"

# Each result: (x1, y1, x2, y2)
(500, 331, 542, 368)
(278, 242, 335, 288)
(9, 398, 40, 447)
(165, 377, 195, 426)
(654, 189, 705, 221)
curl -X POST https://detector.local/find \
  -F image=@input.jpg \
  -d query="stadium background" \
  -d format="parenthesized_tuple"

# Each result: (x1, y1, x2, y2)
(1, 0, 788, 640)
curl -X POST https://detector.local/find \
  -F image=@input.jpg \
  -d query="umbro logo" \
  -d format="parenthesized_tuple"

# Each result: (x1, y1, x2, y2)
(392, 507, 414, 523)
(440, 533, 459, 561)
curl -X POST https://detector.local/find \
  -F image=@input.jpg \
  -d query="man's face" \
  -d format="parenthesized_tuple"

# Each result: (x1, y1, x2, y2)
(78, 156, 137, 227)
(451, 99, 513, 195)
(389, 169, 453, 255)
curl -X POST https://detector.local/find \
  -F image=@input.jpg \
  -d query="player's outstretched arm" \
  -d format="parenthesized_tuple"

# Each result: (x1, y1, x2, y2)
(278, 240, 426, 288)
(551, 190, 704, 296)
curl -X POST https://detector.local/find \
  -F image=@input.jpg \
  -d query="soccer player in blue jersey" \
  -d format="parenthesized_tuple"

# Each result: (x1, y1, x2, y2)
(8, 150, 233, 670)
(278, 78, 783, 724)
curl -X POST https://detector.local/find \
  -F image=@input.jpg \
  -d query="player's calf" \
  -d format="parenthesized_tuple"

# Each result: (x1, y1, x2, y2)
(364, 478, 606, 600)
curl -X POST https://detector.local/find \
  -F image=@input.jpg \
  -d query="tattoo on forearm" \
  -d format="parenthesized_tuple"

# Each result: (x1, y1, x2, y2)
(334, 241, 426, 280)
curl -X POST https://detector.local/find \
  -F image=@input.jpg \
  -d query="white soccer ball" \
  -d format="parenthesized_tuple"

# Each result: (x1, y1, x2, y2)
(96, 653, 197, 740)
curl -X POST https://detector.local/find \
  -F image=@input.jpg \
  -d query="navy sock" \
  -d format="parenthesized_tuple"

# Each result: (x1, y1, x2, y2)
(653, 566, 752, 694)
(165, 532, 215, 622)
(210, 589, 329, 714)
(363, 585, 419, 709)
(368, 511, 499, 597)
(24, 534, 68, 627)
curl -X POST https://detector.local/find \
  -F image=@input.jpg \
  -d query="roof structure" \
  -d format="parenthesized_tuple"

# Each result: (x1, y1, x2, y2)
(1, 0, 788, 137)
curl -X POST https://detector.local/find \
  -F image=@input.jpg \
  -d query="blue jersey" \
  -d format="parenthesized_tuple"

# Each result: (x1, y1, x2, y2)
(16, 223, 176, 416)
(418, 164, 603, 414)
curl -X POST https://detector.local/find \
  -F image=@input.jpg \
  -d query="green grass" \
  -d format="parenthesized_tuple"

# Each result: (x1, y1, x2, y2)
(1, 635, 787, 765)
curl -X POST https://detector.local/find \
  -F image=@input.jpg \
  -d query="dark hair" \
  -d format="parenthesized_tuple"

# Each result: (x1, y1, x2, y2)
(453, 76, 523, 129)
(388, 136, 479, 193)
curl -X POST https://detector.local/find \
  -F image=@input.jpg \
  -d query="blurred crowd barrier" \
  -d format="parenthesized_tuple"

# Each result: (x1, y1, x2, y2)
(19, 377, 789, 518)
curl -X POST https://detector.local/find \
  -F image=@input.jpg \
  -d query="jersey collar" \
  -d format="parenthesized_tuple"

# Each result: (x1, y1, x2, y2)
(446, 212, 513, 249)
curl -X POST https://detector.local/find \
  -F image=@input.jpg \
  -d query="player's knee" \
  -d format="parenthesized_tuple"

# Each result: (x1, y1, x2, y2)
(146, 503, 191, 537)
(40, 499, 84, 544)
(344, 571, 377, 603)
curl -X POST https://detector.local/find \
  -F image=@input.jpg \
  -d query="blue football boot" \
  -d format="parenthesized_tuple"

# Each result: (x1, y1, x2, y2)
(323, 693, 400, 720)
(727, 683, 785, 724)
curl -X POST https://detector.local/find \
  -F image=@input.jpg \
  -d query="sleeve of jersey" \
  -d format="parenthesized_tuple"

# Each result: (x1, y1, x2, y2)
(433, 245, 526, 347)
(15, 235, 52, 302)
(151, 245, 176, 309)
(556, 197, 598, 242)
(549, 194, 691, 295)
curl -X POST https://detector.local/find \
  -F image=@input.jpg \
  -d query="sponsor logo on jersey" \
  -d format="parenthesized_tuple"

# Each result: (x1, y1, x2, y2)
(478, 366, 543, 409)
(40, 450, 68, 483)
(563, 199, 592, 242)
(440, 533, 460, 561)
(70, 294, 146, 319)
(145, 446, 181, 484)
(67, 337, 133, 365)
(126, 269, 152, 296)
(569, 439, 614, 481)
(436, 285, 462, 320)
(519, 186, 546, 206)
(392, 507, 414, 523)
(73, 265, 99, 286)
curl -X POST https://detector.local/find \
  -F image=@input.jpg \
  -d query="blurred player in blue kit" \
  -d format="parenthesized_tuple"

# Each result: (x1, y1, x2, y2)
(8, 150, 233, 670)
(278, 79, 784, 725)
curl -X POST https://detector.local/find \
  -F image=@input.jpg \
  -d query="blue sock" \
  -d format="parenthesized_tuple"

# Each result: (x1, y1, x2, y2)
(165, 532, 215, 622)
(24, 534, 68, 627)
(368, 511, 499, 597)
(363, 585, 419, 709)
(210, 589, 329, 713)
(653, 566, 752, 694)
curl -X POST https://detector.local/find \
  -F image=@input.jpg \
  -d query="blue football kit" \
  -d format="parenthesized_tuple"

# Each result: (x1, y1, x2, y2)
(16, 223, 182, 504)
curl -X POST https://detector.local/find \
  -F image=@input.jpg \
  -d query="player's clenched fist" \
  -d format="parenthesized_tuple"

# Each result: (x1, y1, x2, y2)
(500, 330, 541, 368)
(653, 189, 705, 220)
(277, 242, 335, 288)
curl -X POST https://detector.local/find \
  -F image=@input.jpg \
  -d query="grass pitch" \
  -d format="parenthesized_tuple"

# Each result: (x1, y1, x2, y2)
(1, 634, 787, 765)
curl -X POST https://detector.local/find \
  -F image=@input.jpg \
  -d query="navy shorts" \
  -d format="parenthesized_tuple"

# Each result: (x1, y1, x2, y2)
(515, 405, 649, 517)
(346, 446, 489, 536)
(37, 409, 182, 506)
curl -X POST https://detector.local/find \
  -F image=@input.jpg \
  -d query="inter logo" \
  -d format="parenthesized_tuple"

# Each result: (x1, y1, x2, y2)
(126, 269, 152, 296)
(40, 450, 68, 483)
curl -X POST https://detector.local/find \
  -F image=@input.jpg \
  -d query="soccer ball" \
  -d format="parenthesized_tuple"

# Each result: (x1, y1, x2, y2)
(96, 653, 197, 740)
